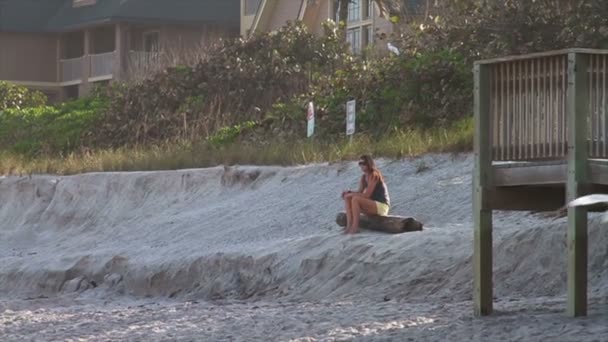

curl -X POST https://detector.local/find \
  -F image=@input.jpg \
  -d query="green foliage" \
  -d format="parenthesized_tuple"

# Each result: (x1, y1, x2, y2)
(5, 0, 600, 159)
(0, 96, 105, 155)
(0, 117, 474, 175)
(394, 0, 608, 61)
(0, 81, 47, 110)
(97, 21, 350, 148)
(208, 121, 257, 146)
(82, 19, 475, 149)
(398, 49, 472, 126)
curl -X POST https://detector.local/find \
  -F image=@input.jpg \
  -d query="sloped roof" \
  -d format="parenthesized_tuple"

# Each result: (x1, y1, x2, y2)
(0, 0, 239, 33)
(0, 0, 65, 32)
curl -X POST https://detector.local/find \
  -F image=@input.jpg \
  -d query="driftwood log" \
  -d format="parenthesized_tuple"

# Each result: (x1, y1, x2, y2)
(336, 212, 423, 234)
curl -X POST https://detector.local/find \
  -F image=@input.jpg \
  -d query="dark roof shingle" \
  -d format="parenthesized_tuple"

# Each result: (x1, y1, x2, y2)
(0, 0, 239, 32)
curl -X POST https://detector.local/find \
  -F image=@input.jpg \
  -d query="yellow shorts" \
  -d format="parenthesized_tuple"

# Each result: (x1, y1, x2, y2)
(375, 201, 390, 216)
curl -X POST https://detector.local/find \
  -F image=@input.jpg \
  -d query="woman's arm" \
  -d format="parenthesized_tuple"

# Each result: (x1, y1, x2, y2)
(356, 175, 365, 193)
(343, 176, 366, 198)
(350, 174, 378, 199)
(360, 174, 378, 198)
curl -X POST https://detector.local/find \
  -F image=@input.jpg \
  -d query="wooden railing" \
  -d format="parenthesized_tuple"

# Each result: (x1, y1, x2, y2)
(473, 49, 604, 318)
(478, 49, 608, 161)
(59, 56, 84, 83)
(127, 51, 163, 75)
(588, 54, 608, 158)
(90, 51, 116, 78)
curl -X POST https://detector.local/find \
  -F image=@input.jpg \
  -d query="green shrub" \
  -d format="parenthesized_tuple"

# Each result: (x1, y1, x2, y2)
(0, 96, 106, 155)
(394, 0, 608, 61)
(96, 21, 350, 148)
(208, 121, 257, 146)
(0, 81, 47, 110)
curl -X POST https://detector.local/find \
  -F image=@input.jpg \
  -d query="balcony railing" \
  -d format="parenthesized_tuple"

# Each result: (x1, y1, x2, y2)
(60, 57, 84, 83)
(128, 51, 163, 75)
(90, 51, 116, 78)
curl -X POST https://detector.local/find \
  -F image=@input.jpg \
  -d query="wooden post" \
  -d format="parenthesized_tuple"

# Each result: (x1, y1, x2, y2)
(125, 25, 131, 76)
(114, 23, 123, 81)
(566, 52, 589, 317)
(56, 34, 65, 102)
(80, 29, 91, 96)
(473, 62, 493, 316)
(56, 34, 62, 83)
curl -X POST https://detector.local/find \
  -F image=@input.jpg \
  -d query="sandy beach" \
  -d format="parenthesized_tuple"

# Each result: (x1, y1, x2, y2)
(0, 154, 607, 341)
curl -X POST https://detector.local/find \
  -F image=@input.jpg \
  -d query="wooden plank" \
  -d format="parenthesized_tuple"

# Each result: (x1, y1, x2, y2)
(561, 55, 567, 157)
(493, 159, 566, 168)
(335, 213, 423, 234)
(493, 66, 500, 160)
(493, 162, 567, 186)
(602, 56, 608, 158)
(489, 186, 565, 211)
(529, 58, 545, 158)
(476, 48, 608, 65)
(500, 64, 509, 159)
(536, 58, 549, 158)
(506, 62, 512, 160)
(595, 55, 600, 157)
(522, 61, 540, 158)
(589, 160, 608, 185)
(511, 62, 524, 158)
(549, 57, 554, 157)
(491, 142, 568, 160)
(473, 63, 493, 316)
(566, 52, 589, 317)
(591, 55, 597, 157)
(517, 61, 530, 158)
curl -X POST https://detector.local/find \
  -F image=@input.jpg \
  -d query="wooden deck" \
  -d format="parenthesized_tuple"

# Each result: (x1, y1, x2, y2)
(473, 49, 608, 318)
(494, 159, 608, 186)
(490, 160, 608, 211)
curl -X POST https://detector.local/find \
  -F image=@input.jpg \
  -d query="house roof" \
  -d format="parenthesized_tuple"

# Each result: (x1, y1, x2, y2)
(0, 0, 65, 32)
(0, 0, 239, 33)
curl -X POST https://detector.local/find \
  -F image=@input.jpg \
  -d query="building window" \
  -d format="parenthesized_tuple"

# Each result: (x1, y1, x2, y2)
(348, 0, 361, 22)
(245, 0, 262, 16)
(362, 0, 373, 19)
(362, 25, 373, 47)
(346, 28, 361, 54)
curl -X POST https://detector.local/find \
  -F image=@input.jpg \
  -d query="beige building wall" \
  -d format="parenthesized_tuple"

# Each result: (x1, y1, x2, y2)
(0, 32, 58, 83)
(241, 0, 260, 36)
(162, 25, 236, 50)
(267, 0, 302, 31)
(1, 23, 237, 102)
(373, 15, 394, 37)
(242, 0, 394, 41)
(301, 0, 332, 35)
(128, 24, 235, 52)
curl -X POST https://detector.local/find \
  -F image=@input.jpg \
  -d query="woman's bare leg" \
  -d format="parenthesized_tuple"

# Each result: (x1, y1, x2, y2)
(344, 196, 354, 231)
(348, 197, 379, 234)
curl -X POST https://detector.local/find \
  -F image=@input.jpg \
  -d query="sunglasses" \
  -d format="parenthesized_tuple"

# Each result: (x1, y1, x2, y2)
(358, 161, 367, 166)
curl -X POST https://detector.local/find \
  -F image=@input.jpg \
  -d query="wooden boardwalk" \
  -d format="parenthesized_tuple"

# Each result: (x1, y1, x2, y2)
(473, 49, 608, 317)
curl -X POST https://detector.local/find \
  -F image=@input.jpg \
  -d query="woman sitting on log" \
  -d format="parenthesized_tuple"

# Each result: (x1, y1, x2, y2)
(341, 155, 391, 234)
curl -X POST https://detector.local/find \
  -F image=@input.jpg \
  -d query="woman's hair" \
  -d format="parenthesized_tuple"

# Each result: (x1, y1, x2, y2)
(359, 154, 384, 182)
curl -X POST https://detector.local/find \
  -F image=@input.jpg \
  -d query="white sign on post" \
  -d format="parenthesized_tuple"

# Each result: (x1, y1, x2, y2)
(307, 101, 315, 138)
(346, 100, 356, 136)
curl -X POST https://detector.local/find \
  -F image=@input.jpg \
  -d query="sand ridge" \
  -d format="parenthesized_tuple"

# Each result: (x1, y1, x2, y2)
(0, 154, 607, 341)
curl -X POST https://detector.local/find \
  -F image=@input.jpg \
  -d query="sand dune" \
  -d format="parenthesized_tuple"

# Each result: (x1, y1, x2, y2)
(0, 154, 607, 341)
